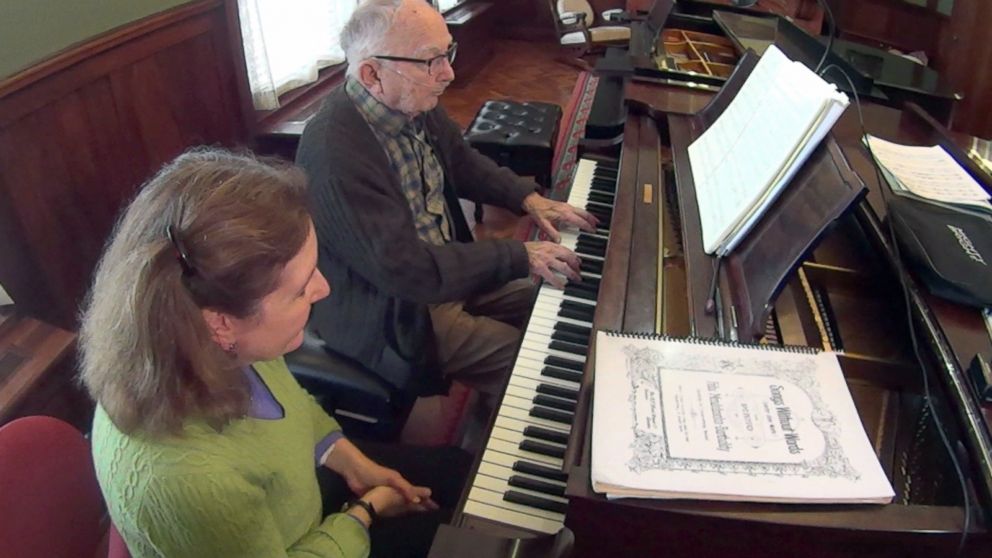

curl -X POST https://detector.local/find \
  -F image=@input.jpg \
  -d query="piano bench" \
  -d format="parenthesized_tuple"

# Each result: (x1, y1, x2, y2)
(285, 331, 416, 441)
(464, 100, 562, 222)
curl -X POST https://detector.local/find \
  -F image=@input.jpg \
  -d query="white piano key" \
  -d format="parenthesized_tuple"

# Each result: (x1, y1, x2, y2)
(472, 472, 568, 505)
(508, 371, 577, 395)
(499, 403, 577, 433)
(477, 462, 567, 490)
(462, 498, 562, 535)
(489, 425, 567, 455)
(466, 485, 565, 524)
(462, 157, 617, 533)
(486, 437, 561, 467)
(494, 413, 569, 438)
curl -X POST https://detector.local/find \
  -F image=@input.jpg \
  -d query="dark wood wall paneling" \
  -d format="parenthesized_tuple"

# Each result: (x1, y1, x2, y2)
(828, 0, 945, 55)
(936, 0, 992, 139)
(825, 0, 991, 138)
(493, 0, 625, 41)
(0, 0, 252, 330)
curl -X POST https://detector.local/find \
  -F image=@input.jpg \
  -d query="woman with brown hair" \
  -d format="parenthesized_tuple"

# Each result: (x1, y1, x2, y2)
(80, 148, 468, 558)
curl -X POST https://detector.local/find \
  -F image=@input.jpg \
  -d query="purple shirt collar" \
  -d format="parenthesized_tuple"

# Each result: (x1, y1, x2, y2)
(245, 366, 284, 420)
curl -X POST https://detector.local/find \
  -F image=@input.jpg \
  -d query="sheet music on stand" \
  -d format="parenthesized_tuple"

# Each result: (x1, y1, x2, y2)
(688, 45, 849, 256)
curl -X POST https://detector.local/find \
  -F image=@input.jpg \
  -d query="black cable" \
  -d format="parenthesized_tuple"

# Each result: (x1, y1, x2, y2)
(818, 63, 972, 557)
(813, 0, 837, 75)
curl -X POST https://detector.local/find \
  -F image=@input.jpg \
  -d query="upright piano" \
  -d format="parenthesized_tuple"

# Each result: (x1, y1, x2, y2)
(430, 26, 992, 558)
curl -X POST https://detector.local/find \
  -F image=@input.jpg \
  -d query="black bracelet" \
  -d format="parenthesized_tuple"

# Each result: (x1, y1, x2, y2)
(343, 498, 378, 524)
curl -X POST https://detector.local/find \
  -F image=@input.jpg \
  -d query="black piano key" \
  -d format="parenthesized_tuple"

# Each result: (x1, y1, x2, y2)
(586, 199, 612, 212)
(586, 207, 612, 222)
(578, 274, 601, 288)
(575, 241, 606, 258)
(584, 202, 614, 215)
(536, 383, 579, 402)
(508, 475, 566, 497)
(542, 366, 583, 383)
(520, 439, 566, 459)
(576, 234, 606, 248)
(555, 322, 591, 338)
(559, 306, 594, 322)
(545, 356, 583, 372)
(534, 394, 577, 413)
(580, 259, 603, 275)
(592, 176, 617, 189)
(549, 340, 587, 357)
(578, 233, 608, 247)
(587, 191, 614, 204)
(551, 329, 589, 346)
(513, 460, 568, 482)
(575, 250, 605, 264)
(530, 406, 574, 425)
(524, 424, 572, 444)
(567, 280, 600, 295)
(504, 490, 568, 514)
(561, 300, 596, 316)
(563, 285, 597, 302)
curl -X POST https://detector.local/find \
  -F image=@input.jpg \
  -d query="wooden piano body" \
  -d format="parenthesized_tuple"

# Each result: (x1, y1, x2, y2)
(562, 81, 992, 558)
(434, 42, 992, 558)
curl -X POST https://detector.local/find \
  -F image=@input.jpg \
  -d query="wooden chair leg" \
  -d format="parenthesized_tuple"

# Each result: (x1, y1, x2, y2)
(554, 53, 594, 72)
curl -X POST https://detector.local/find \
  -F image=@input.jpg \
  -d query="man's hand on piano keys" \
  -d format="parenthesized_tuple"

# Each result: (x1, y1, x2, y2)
(521, 192, 599, 243)
(524, 241, 582, 289)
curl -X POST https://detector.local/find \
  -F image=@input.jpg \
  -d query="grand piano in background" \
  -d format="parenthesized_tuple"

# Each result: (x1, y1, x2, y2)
(430, 42, 992, 558)
(587, 0, 959, 143)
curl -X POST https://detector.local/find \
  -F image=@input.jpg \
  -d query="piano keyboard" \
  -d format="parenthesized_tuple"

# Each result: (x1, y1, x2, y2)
(461, 157, 618, 534)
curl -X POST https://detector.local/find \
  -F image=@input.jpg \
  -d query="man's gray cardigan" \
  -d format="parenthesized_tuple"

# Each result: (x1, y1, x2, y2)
(296, 85, 536, 392)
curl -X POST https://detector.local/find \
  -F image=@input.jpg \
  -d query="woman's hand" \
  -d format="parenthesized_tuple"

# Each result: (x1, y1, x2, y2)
(344, 485, 438, 528)
(325, 439, 428, 505)
(365, 485, 438, 518)
(347, 458, 424, 504)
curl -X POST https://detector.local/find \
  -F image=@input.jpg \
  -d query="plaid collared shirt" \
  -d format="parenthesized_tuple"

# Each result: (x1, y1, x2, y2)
(347, 79, 451, 245)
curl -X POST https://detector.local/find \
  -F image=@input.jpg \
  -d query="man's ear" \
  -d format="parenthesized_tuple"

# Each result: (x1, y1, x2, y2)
(201, 308, 238, 348)
(357, 60, 382, 92)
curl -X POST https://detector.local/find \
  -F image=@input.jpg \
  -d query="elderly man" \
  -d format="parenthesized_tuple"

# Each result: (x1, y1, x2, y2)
(296, 0, 595, 396)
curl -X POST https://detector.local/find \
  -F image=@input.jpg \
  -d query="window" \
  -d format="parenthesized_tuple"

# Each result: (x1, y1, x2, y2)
(238, 0, 359, 110)
(436, 0, 465, 12)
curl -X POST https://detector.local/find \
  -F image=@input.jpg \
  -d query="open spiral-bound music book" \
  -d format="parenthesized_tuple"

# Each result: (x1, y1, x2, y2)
(689, 45, 849, 257)
(591, 331, 895, 504)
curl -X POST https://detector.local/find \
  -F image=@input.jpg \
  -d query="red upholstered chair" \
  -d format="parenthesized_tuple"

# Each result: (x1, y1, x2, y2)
(0, 416, 130, 558)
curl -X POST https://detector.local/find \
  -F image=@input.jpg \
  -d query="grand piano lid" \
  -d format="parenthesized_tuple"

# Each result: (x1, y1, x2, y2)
(711, 10, 877, 96)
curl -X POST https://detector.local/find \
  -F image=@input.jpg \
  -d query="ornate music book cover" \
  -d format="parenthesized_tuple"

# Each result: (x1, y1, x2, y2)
(591, 332, 894, 503)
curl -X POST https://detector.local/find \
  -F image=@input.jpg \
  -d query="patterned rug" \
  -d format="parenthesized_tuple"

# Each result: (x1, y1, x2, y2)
(551, 71, 600, 201)
(512, 71, 600, 241)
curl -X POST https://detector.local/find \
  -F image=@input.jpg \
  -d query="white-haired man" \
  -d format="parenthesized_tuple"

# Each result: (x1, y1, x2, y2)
(296, 0, 596, 397)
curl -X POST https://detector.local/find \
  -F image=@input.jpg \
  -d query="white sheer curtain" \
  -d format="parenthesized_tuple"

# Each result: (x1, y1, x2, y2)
(238, 0, 359, 110)
(436, 0, 462, 10)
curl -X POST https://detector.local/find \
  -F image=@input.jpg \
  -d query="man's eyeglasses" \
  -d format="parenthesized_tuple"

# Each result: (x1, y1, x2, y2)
(372, 43, 458, 76)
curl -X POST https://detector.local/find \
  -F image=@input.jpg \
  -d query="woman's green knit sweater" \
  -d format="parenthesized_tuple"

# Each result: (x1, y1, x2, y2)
(92, 358, 369, 557)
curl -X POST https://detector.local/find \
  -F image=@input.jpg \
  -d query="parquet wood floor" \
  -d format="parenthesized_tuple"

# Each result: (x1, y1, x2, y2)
(440, 39, 580, 130)
(443, 39, 580, 243)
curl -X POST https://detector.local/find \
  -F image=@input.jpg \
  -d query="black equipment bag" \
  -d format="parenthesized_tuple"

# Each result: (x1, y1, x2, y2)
(887, 195, 992, 307)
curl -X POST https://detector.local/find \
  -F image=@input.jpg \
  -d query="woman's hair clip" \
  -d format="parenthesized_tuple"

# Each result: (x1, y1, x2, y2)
(166, 224, 197, 277)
